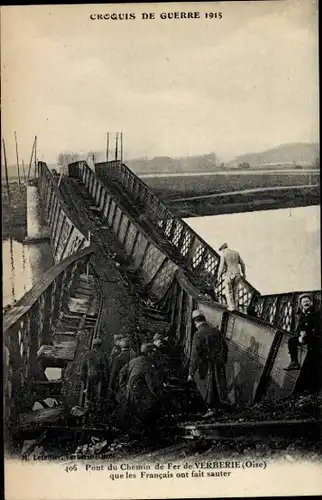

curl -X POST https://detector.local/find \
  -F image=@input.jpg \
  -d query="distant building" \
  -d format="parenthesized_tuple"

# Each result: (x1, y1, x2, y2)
(260, 161, 313, 169)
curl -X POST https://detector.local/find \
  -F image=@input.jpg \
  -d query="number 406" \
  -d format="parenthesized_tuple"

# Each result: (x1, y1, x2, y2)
(65, 464, 77, 473)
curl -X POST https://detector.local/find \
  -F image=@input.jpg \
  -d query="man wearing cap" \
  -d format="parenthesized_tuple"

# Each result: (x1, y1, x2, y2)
(216, 242, 246, 312)
(81, 338, 110, 412)
(284, 295, 320, 377)
(109, 337, 138, 401)
(109, 333, 124, 367)
(152, 333, 169, 384)
(118, 343, 164, 425)
(188, 310, 229, 418)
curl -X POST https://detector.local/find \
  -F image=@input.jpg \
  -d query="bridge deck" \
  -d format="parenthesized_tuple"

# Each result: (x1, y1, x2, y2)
(7, 161, 320, 459)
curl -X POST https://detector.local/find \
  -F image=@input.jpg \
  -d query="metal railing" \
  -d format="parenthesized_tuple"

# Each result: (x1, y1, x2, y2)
(14, 159, 317, 414)
(169, 272, 308, 405)
(76, 160, 259, 313)
(3, 246, 94, 434)
(254, 290, 322, 332)
(37, 162, 90, 262)
(26, 160, 319, 409)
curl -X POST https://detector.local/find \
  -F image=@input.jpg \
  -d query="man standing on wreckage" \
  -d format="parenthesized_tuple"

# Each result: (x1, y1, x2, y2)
(187, 309, 230, 419)
(216, 242, 246, 312)
(81, 338, 110, 413)
(284, 294, 321, 390)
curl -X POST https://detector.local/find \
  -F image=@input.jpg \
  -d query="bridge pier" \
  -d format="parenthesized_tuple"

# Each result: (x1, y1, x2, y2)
(24, 180, 50, 243)
(24, 179, 54, 285)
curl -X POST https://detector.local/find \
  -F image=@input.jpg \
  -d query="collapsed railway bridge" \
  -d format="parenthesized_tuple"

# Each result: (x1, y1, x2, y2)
(4, 159, 321, 458)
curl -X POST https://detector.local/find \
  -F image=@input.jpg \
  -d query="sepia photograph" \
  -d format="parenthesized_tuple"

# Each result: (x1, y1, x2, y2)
(2, 1, 321, 499)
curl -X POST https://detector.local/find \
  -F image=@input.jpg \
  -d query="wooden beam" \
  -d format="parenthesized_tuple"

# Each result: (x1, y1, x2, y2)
(2, 139, 11, 205)
(18, 407, 66, 431)
(21, 159, 26, 182)
(106, 132, 109, 162)
(31, 380, 63, 399)
(21, 431, 48, 459)
(37, 342, 77, 367)
(115, 132, 118, 161)
(27, 136, 36, 180)
(14, 131, 21, 190)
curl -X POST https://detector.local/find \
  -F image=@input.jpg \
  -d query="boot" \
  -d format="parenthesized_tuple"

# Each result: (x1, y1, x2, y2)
(202, 408, 215, 419)
(284, 361, 300, 371)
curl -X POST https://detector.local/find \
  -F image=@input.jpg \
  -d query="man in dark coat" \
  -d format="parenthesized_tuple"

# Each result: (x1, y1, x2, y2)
(187, 309, 229, 418)
(81, 338, 109, 412)
(109, 337, 137, 402)
(118, 343, 164, 425)
(109, 333, 124, 368)
(284, 295, 320, 375)
(151, 333, 169, 385)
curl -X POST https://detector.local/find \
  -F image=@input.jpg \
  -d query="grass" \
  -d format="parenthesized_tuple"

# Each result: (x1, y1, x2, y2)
(143, 172, 320, 200)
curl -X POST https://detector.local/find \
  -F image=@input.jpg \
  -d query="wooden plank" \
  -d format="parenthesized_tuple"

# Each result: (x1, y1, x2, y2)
(68, 297, 91, 313)
(72, 292, 94, 302)
(78, 274, 95, 284)
(76, 282, 94, 292)
(32, 380, 62, 389)
(54, 333, 77, 343)
(182, 418, 321, 441)
(4, 247, 94, 333)
(21, 431, 48, 459)
(54, 329, 77, 336)
(18, 407, 65, 429)
(87, 305, 99, 317)
(37, 342, 77, 362)
(73, 289, 94, 298)
(60, 315, 83, 326)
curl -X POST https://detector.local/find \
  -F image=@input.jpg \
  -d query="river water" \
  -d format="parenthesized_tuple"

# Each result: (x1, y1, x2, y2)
(2, 205, 320, 307)
(3, 238, 54, 307)
(185, 205, 320, 295)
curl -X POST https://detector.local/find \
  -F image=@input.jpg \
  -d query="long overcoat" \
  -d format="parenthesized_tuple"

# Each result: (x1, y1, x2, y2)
(118, 355, 163, 421)
(189, 322, 228, 407)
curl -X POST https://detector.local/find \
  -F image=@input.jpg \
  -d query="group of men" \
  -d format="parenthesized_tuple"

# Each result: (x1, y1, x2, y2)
(79, 242, 320, 427)
(79, 242, 248, 424)
(80, 330, 170, 426)
(80, 308, 232, 425)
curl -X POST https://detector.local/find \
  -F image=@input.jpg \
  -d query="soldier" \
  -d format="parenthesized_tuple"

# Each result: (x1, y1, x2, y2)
(151, 333, 169, 385)
(216, 242, 246, 311)
(284, 294, 320, 377)
(118, 343, 164, 425)
(109, 333, 124, 367)
(81, 338, 109, 412)
(109, 337, 138, 401)
(187, 310, 229, 418)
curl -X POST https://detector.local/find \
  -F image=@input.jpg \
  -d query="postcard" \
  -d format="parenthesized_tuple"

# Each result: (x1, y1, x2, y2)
(2, 1, 321, 499)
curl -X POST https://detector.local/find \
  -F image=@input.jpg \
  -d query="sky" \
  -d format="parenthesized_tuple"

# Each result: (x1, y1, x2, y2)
(1, 0, 319, 165)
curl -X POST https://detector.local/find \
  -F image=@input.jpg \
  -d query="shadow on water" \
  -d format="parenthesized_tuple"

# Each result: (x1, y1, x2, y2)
(3, 225, 26, 242)
(9, 236, 16, 303)
(3, 236, 54, 307)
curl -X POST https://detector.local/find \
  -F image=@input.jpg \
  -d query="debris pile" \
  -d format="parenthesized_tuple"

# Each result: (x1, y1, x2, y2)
(178, 392, 322, 459)
(181, 392, 322, 427)
(74, 437, 108, 458)
(219, 392, 322, 423)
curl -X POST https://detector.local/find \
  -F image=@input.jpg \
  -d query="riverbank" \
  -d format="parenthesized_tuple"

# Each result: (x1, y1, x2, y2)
(167, 185, 320, 218)
(144, 170, 320, 200)
(2, 183, 27, 240)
